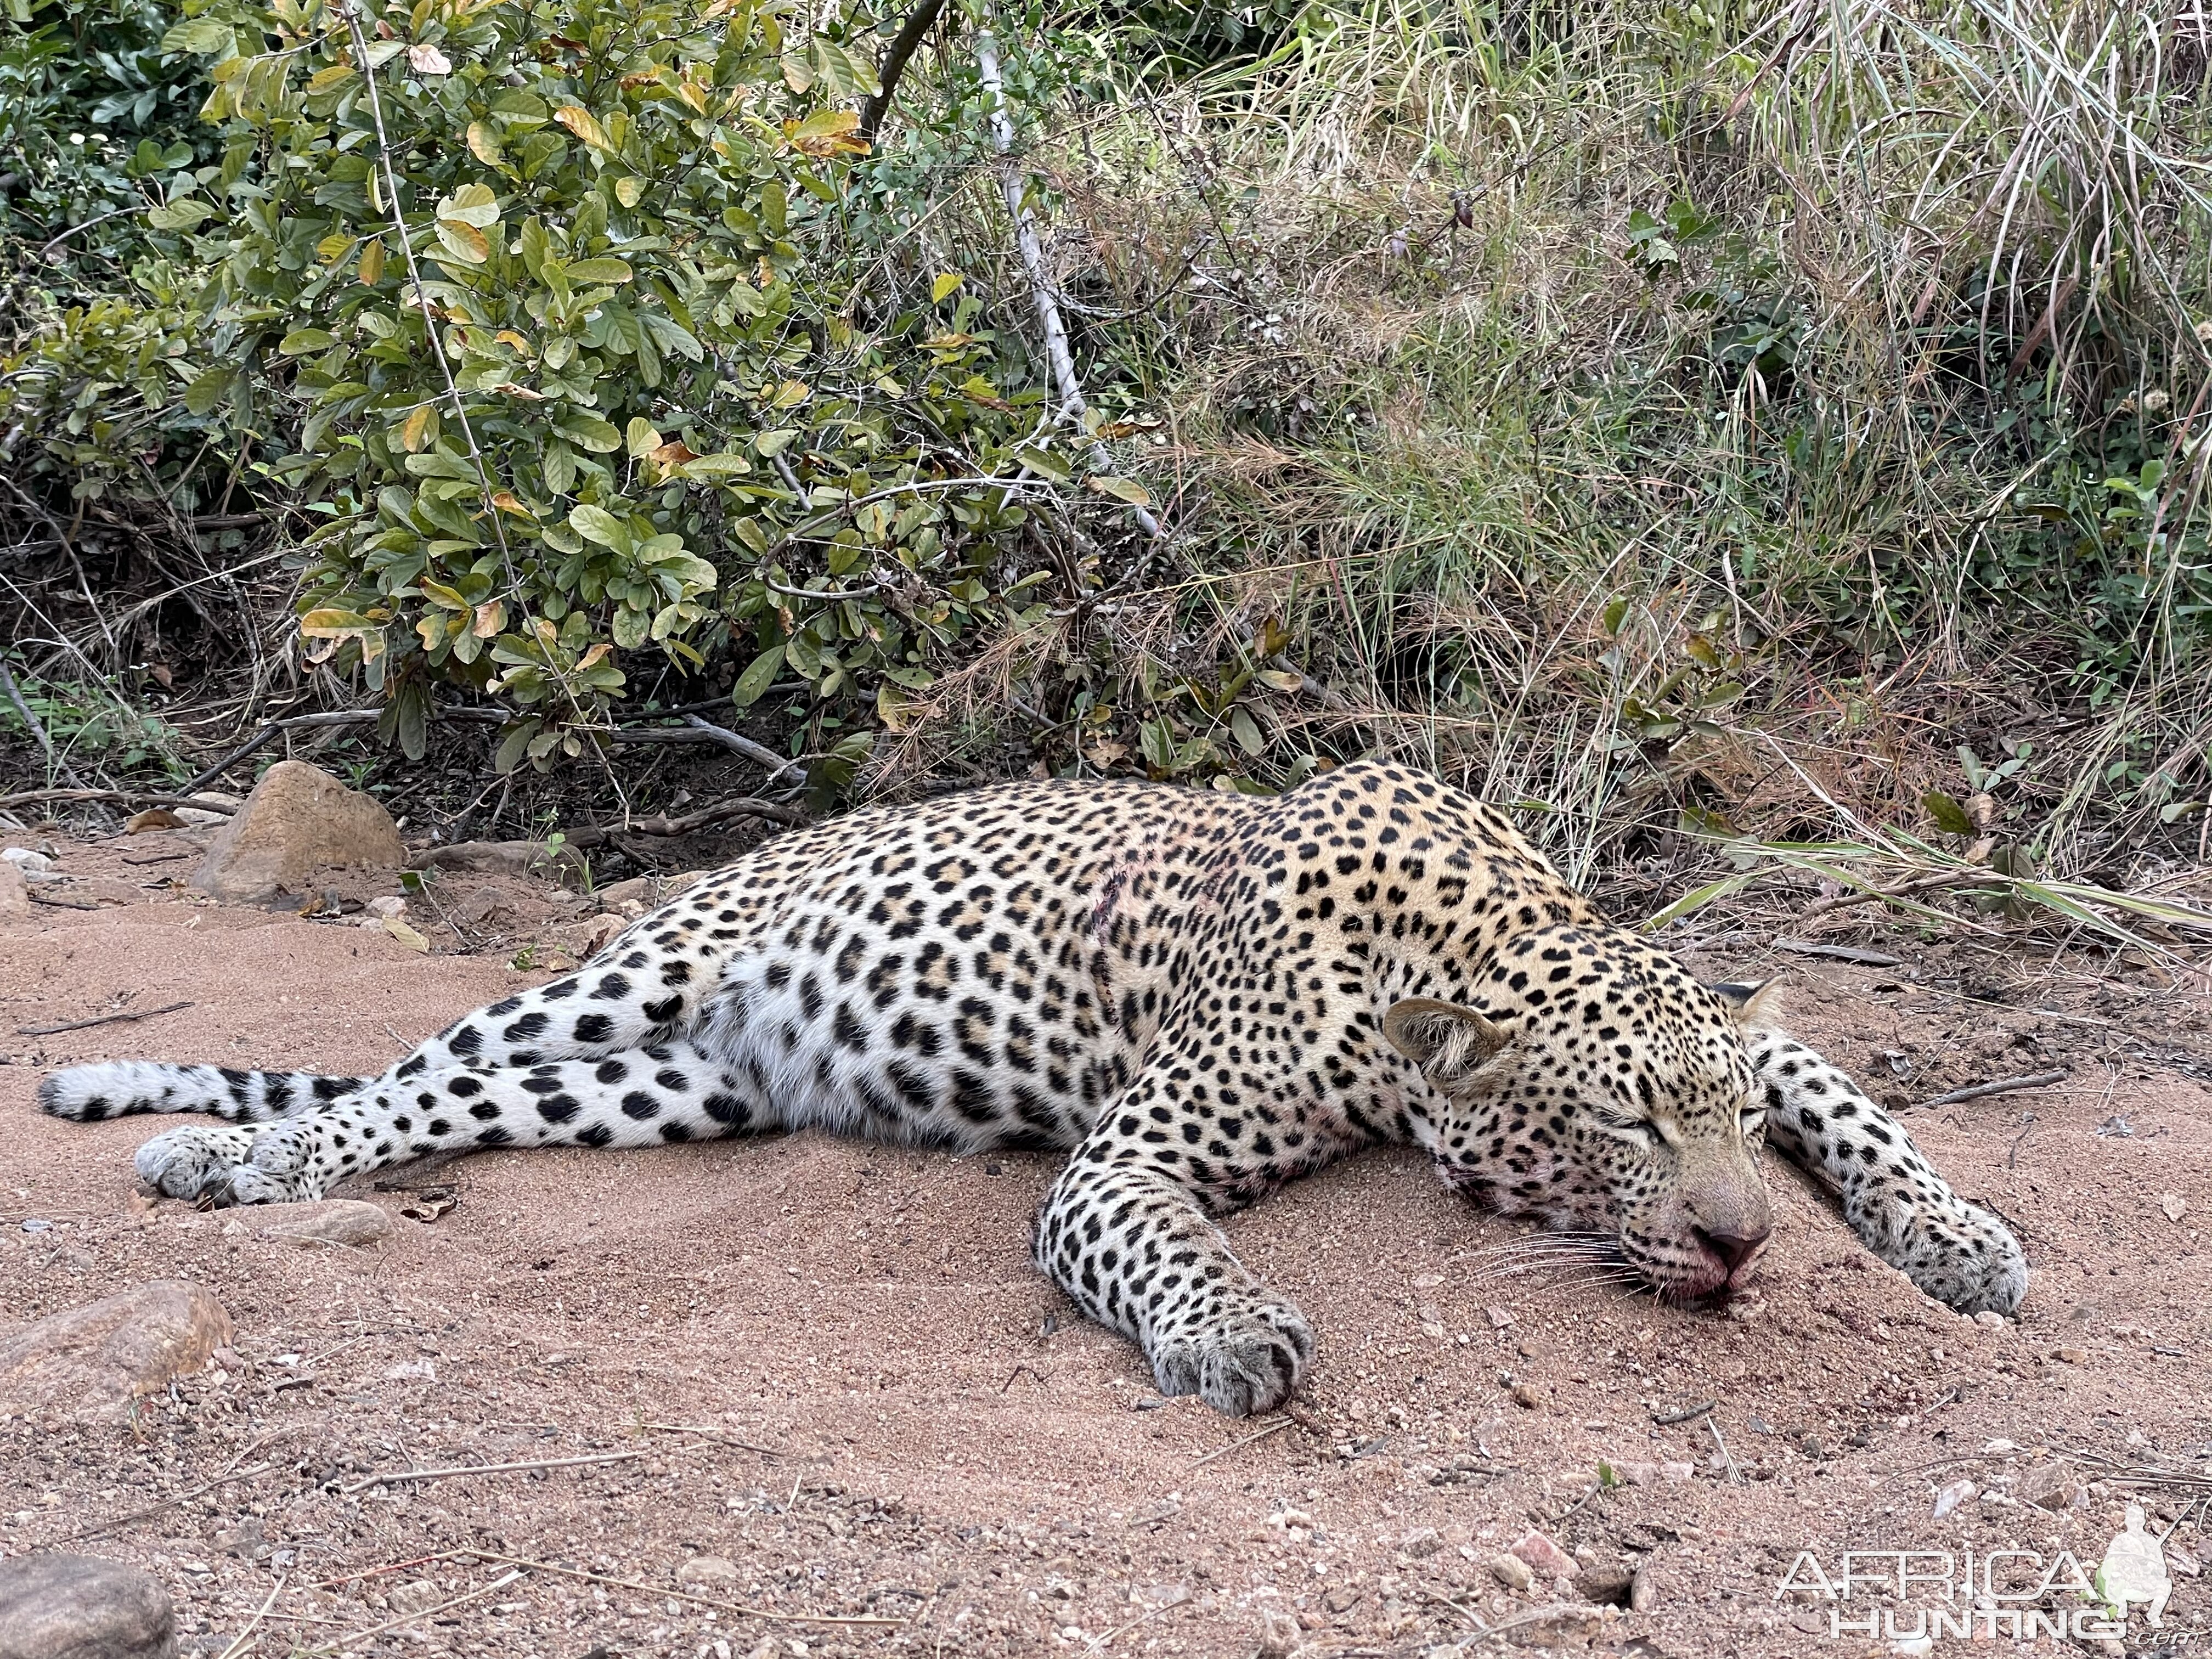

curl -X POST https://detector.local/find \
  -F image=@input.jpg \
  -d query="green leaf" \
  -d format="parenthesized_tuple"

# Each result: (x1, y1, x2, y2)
(559, 416, 623, 454)
(1922, 791, 1976, 836)
(438, 182, 501, 228)
(145, 199, 212, 231)
(1086, 475, 1150, 506)
(931, 272, 964, 303)
(182, 365, 234, 416)
(626, 417, 663, 458)
(1013, 445, 1070, 482)
(732, 644, 785, 707)
(279, 329, 337, 356)
(564, 258, 634, 285)
(568, 504, 632, 552)
(611, 606, 649, 648)
(160, 16, 234, 52)
(754, 430, 799, 458)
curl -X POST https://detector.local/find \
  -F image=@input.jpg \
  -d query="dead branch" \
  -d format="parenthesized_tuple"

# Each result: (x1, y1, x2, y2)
(1908, 1070, 2067, 1110)
(0, 789, 237, 815)
(16, 998, 193, 1037)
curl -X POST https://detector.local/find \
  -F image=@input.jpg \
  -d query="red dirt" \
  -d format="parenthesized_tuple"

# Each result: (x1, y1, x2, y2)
(1, 826, 2207, 1657)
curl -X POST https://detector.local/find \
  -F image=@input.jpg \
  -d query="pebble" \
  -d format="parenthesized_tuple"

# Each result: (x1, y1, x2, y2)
(1398, 1528, 1443, 1559)
(1932, 1477, 1978, 1519)
(676, 1556, 742, 1585)
(0, 1553, 175, 1659)
(1510, 1381, 1548, 1410)
(252, 1199, 394, 1249)
(1488, 1553, 1533, 1592)
(1508, 1528, 1576, 1578)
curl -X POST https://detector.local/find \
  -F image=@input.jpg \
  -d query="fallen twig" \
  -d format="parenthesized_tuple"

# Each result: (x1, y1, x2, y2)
(678, 714, 807, 782)
(638, 1423, 783, 1457)
(0, 789, 236, 816)
(53, 1430, 297, 1543)
(1189, 1418, 1290, 1469)
(325, 1569, 524, 1650)
(459, 1548, 906, 1627)
(216, 1573, 286, 1659)
(1771, 939, 1904, 967)
(1801, 870, 1999, 919)
(1081, 1592, 1190, 1655)
(16, 998, 193, 1037)
(1708, 1417, 1741, 1485)
(1909, 1070, 2066, 1110)
(0, 659, 89, 792)
(1651, 1399, 1716, 1426)
(341, 1447, 650, 1494)
(26, 891, 101, 911)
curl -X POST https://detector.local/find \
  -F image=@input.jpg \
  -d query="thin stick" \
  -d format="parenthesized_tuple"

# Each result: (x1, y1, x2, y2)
(1080, 1592, 1189, 1655)
(309, 1548, 476, 1591)
(325, 1569, 524, 1650)
(16, 999, 193, 1037)
(1908, 1070, 2067, 1110)
(216, 1573, 286, 1659)
(27, 892, 100, 911)
(1708, 1417, 1741, 1485)
(0, 789, 236, 815)
(1651, 1399, 1716, 1426)
(639, 1423, 784, 1457)
(1189, 1418, 1290, 1469)
(1771, 939, 1905, 967)
(53, 1430, 296, 1543)
(340, 1447, 648, 1494)
(679, 714, 806, 783)
(458, 1548, 906, 1628)
(0, 659, 88, 791)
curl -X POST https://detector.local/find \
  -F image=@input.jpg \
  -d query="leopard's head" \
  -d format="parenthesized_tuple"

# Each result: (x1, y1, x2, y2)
(1385, 924, 1780, 1304)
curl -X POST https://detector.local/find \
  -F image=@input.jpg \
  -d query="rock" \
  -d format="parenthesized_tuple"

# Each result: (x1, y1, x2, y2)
(364, 896, 408, 919)
(1508, 1529, 1576, 1579)
(2, 848, 56, 881)
(1629, 1566, 1658, 1612)
(251, 1200, 392, 1249)
(675, 1556, 745, 1598)
(1486, 1305, 1514, 1329)
(1510, 1380, 1548, 1410)
(191, 760, 403, 902)
(0, 1552, 176, 1659)
(1573, 1564, 1635, 1606)
(1932, 1477, 1978, 1518)
(0, 859, 25, 922)
(1974, 1309, 2008, 1329)
(407, 839, 590, 884)
(1254, 1601, 1301, 1657)
(1398, 1528, 1443, 1559)
(1489, 1553, 1533, 1591)
(2019, 1462, 2084, 1512)
(2053, 1346, 2088, 1364)
(0, 1282, 232, 1425)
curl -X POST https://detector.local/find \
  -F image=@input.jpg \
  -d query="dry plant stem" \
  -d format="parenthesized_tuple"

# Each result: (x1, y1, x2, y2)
(0, 658, 89, 791)
(458, 1548, 906, 1628)
(973, 15, 1160, 539)
(640, 1423, 785, 1457)
(857, 0, 946, 140)
(341, 1446, 651, 1494)
(1801, 869, 2001, 919)
(326, 1569, 526, 1651)
(15, 999, 193, 1037)
(1908, 1070, 2068, 1110)
(216, 1574, 286, 1659)
(53, 1433, 292, 1544)
(678, 713, 805, 783)
(1189, 1417, 1290, 1468)
(0, 789, 237, 815)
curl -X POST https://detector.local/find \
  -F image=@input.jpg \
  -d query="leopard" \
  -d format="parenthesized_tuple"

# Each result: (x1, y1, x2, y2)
(38, 761, 2027, 1416)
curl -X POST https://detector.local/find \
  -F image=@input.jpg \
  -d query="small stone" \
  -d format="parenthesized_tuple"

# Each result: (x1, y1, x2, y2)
(0, 860, 26, 922)
(596, 876, 653, 907)
(191, 760, 403, 902)
(2019, 1462, 2083, 1512)
(1974, 1310, 2008, 1329)
(676, 1556, 742, 1585)
(1488, 1553, 1533, 1592)
(0, 1281, 232, 1424)
(2053, 1347, 2088, 1364)
(1660, 1460, 1695, 1482)
(2160, 1193, 2188, 1223)
(387, 1580, 441, 1615)
(2, 848, 55, 880)
(0, 1551, 176, 1658)
(1486, 1306, 1514, 1329)
(1932, 1477, 1977, 1519)
(1254, 1600, 1301, 1657)
(1572, 1563, 1635, 1607)
(1629, 1566, 1658, 1613)
(1509, 1528, 1576, 1579)
(364, 896, 408, 919)
(1398, 1528, 1443, 1559)
(251, 1200, 392, 1249)
(1510, 1381, 1548, 1410)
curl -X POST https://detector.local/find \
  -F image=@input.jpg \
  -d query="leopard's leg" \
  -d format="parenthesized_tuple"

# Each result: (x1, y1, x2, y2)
(1036, 1094, 1316, 1418)
(131, 1040, 771, 1203)
(1749, 1032, 2027, 1315)
(123, 913, 742, 1202)
(38, 1064, 366, 1124)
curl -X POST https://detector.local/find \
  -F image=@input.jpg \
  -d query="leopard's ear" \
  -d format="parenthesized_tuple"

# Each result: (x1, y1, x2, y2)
(1382, 998, 1514, 1084)
(1710, 978, 1785, 1030)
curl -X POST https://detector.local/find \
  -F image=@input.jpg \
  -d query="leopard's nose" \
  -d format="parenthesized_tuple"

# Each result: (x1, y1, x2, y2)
(1694, 1224, 1769, 1276)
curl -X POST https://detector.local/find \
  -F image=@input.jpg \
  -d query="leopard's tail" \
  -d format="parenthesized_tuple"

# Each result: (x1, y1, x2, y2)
(38, 1062, 366, 1125)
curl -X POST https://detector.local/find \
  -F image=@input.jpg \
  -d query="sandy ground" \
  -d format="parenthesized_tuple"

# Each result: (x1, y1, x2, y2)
(1, 827, 2208, 1658)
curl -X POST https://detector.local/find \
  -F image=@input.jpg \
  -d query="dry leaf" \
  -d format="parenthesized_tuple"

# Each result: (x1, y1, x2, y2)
(125, 809, 185, 832)
(399, 1195, 457, 1223)
(406, 42, 450, 74)
(383, 916, 432, 953)
(2160, 1192, 2187, 1223)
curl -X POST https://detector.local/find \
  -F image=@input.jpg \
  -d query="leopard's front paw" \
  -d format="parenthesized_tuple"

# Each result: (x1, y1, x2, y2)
(1898, 1200, 2029, 1316)
(1152, 1300, 1314, 1418)
(133, 1124, 325, 1205)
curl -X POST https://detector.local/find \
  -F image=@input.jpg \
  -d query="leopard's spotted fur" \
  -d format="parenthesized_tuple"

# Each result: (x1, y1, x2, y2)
(40, 763, 2026, 1415)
